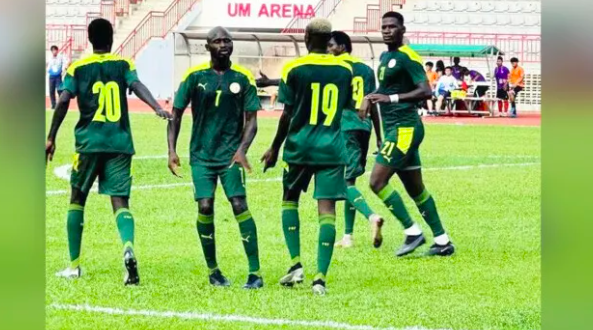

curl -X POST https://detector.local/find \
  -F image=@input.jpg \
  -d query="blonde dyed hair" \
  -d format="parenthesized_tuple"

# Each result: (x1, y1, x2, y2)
(306, 18, 332, 35)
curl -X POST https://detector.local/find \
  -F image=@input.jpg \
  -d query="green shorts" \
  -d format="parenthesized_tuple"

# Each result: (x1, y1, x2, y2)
(343, 130, 371, 180)
(283, 163, 346, 200)
(191, 163, 246, 200)
(376, 121, 425, 171)
(70, 153, 133, 196)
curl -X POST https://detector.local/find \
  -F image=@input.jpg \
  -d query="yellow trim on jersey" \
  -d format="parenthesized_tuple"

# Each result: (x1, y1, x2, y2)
(281, 53, 353, 83)
(336, 53, 365, 64)
(230, 63, 257, 87)
(398, 45, 423, 66)
(180, 62, 211, 82)
(67, 53, 135, 76)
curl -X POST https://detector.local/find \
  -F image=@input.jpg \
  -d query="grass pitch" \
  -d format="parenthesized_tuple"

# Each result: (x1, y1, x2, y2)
(46, 111, 540, 330)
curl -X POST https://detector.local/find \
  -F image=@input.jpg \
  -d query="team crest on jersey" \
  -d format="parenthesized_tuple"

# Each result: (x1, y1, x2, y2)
(388, 59, 397, 68)
(230, 82, 241, 94)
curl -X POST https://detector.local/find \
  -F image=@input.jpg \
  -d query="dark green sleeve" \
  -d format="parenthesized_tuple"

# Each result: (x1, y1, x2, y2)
(243, 78, 261, 112)
(125, 69, 139, 87)
(278, 71, 295, 106)
(173, 74, 194, 110)
(62, 72, 77, 96)
(364, 68, 376, 95)
(405, 57, 428, 85)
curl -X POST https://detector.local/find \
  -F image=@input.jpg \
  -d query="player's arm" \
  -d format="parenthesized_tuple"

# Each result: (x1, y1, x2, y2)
(366, 58, 432, 104)
(262, 68, 294, 172)
(262, 104, 292, 172)
(370, 103, 382, 150)
(256, 71, 280, 88)
(167, 74, 193, 177)
(232, 77, 261, 172)
(129, 81, 171, 120)
(46, 90, 74, 164)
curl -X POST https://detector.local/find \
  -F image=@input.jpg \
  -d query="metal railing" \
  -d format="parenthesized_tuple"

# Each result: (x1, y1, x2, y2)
(115, 0, 199, 59)
(282, 0, 342, 33)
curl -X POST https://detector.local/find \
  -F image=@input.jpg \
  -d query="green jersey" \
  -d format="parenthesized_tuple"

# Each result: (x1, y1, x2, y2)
(278, 53, 353, 166)
(376, 45, 427, 129)
(62, 53, 139, 154)
(173, 62, 261, 166)
(337, 54, 376, 132)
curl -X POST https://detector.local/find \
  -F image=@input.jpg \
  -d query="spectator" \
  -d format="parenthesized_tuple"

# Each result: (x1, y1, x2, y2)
(47, 45, 68, 109)
(508, 57, 525, 118)
(451, 57, 467, 80)
(461, 68, 488, 97)
(435, 66, 458, 112)
(494, 56, 511, 117)
(425, 62, 438, 113)
(435, 60, 445, 78)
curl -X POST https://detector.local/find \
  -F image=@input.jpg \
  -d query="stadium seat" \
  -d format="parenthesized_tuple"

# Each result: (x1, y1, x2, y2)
(480, 1, 494, 12)
(511, 15, 525, 26)
(442, 15, 455, 26)
(534, 2, 541, 13)
(467, 2, 481, 12)
(482, 15, 497, 25)
(426, 1, 440, 11)
(455, 14, 469, 25)
(454, 1, 468, 11)
(413, 1, 427, 11)
(496, 15, 511, 25)
(440, 1, 454, 11)
(494, 2, 510, 13)
(509, 3, 523, 13)
(469, 15, 483, 25)
(428, 13, 442, 24)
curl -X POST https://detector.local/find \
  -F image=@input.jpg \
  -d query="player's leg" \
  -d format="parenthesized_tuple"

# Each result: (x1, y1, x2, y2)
(397, 168, 455, 256)
(509, 88, 517, 116)
(49, 76, 57, 109)
(372, 126, 429, 255)
(337, 131, 382, 248)
(100, 153, 140, 285)
(222, 163, 262, 289)
(192, 164, 229, 286)
(279, 164, 307, 287)
(56, 153, 98, 279)
(310, 166, 346, 295)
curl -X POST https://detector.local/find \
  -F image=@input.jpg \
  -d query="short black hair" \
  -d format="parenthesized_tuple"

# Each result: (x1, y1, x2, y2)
(510, 57, 519, 63)
(382, 11, 404, 25)
(88, 18, 113, 50)
(330, 31, 352, 53)
(426, 61, 434, 67)
(50, 45, 58, 51)
(497, 56, 504, 61)
(453, 57, 461, 63)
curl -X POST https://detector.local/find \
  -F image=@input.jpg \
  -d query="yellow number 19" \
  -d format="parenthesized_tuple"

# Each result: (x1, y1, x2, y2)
(310, 83, 338, 126)
(92, 81, 121, 122)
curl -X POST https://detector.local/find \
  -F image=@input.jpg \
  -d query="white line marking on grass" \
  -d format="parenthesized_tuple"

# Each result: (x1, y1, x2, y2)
(49, 303, 454, 330)
(46, 162, 539, 197)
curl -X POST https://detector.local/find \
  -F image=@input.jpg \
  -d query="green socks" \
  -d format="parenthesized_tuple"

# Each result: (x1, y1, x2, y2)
(377, 185, 414, 229)
(317, 214, 336, 280)
(197, 213, 218, 271)
(67, 204, 85, 268)
(414, 189, 446, 237)
(115, 208, 135, 252)
(344, 186, 376, 235)
(344, 201, 356, 235)
(235, 210, 260, 274)
(282, 201, 301, 265)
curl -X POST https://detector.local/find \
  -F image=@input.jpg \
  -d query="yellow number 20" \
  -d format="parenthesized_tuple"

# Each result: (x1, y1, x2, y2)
(92, 81, 121, 122)
(310, 83, 339, 126)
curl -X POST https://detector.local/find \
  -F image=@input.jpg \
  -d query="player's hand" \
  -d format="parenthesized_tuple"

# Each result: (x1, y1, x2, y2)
(45, 140, 56, 165)
(257, 71, 271, 87)
(168, 152, 182, 178)
(260, 148, 278, 173)
(155, 108, 172, 120)
(376, 139, 383, 152)
(359, 98, 371, 120)
(231, 150, 252, 173)
(366, 94, 391, 104)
